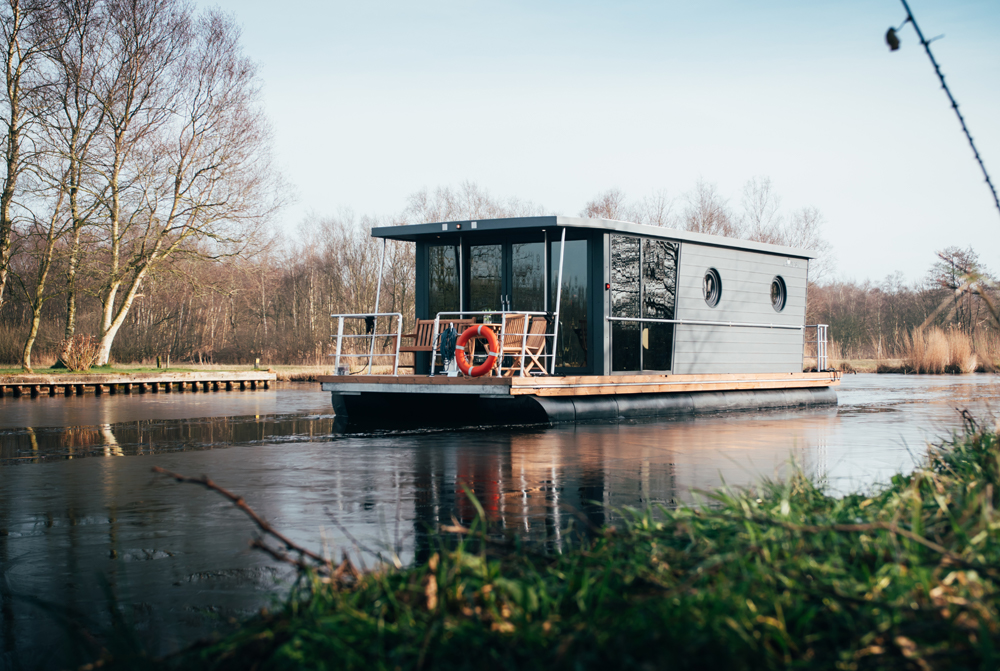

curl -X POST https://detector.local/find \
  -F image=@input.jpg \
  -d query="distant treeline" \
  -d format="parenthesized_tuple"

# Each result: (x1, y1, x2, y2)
(2, 170, 989, 368)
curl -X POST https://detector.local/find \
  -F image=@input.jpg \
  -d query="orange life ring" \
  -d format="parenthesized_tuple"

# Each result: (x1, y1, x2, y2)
(455, 325, 499, 377)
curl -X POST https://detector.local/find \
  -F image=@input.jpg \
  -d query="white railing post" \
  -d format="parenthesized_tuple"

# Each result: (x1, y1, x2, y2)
(551, 227, 566, 375)
(335, 316, 345, 372)
(519, 317, 528, 376)
(394, 314, 403, 375)
(429, 315, 442, 376)
(368, 239, 387, 375)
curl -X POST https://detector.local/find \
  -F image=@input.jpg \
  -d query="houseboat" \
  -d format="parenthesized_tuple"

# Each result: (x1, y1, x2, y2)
(318, 216, 838, 427)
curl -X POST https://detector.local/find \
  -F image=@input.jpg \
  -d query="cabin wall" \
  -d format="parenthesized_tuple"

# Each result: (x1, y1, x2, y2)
(672, 244, 807, 374)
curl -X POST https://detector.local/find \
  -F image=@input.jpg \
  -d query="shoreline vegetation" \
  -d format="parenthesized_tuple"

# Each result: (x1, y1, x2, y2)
(86, 415, 1000, 670)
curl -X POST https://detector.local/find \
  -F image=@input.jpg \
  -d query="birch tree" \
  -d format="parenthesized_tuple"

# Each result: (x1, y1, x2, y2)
(91, 4, 278, 365)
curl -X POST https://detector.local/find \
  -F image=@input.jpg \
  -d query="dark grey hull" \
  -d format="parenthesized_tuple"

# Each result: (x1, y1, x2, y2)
(330, 386, 838, 429)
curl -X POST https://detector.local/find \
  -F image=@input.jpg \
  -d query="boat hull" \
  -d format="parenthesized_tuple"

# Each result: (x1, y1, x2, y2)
(325, 382, 838, 429)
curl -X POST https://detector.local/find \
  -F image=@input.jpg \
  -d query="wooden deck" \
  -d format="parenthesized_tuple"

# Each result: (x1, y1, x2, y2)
(318, 371, 840, 398)
(0, 371, 276, 397)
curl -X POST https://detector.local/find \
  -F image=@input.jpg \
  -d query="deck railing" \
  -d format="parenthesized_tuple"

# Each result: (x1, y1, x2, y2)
(329, 312, 404, 375)
(804, 324, 830, 372)
(429, 311, 555, 377)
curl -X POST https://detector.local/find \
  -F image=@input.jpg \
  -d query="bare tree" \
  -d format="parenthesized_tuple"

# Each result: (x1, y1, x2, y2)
(739, 176, 782, 243)
(0, 0, 44, 311)
(580, 188, 628, 220)
(90, 5, 279, 365)
(37, 0, 108, 338)
(683, 179, 741, 237)
(403, 181, 544, 223)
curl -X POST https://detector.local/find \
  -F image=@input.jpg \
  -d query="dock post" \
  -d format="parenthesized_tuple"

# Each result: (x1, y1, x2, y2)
(212, 381, 220, 391)
(95, 384, 103, 395)
(48, 385, 55, 396)
(30, 385, 39, 397)
(250, 380, 258, 390)
(226, 381, 233, 391)
(109, 384, 117, 394)
(0, 386, 5, 398)
(74, 384, 83, 395)
(263, 380, 270, 389)
(239, 381, 246, 391)
(151, 382, 159, 393)
(124, 383, 132, 393)
(63, 385, 72, 396)
(202, 381, 210, 392)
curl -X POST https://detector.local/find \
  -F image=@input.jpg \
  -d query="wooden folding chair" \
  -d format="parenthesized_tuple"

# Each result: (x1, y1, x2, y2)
(521, 316, 550, 375)
(497, 313, 528, 377)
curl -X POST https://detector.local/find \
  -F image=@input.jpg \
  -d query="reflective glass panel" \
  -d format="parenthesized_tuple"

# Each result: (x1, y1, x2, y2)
(511, 242, 545, 312)
(550, 239, 588, 368)
(611, 235, 640, 371)
(470, 245, 503, 313)
(641, 239, 679, 371)
(428, 245, 459, 318)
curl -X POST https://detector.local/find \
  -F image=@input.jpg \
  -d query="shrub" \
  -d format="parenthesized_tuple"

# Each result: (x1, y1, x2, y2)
(58, 334, 99, 371)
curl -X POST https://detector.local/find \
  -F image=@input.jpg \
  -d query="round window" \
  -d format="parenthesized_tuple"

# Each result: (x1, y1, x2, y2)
(703, 268, 722, 307)
(770, 276, 787, 312)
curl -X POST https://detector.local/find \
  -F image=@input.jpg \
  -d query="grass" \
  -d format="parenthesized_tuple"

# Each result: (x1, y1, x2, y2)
(89, 415, 1000, 671)
(0, 363, 391, 380)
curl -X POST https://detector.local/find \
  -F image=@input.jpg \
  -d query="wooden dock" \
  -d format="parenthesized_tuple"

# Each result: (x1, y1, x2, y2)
(318, 371, 840, 398)
(0, 371, 277, 398)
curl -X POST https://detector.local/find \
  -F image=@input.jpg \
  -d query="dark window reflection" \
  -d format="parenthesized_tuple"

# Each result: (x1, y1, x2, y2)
(642, 239, 679, 371)
(470, 244, 503, 313)
(550, 239, 588, 368)
(611, 235, 640, 371)
(511, 242, 545, 312)
(612, 235, 679, 372)
(428, 245, 459, 317)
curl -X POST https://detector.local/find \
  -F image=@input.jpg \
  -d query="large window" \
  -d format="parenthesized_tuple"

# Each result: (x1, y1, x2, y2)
(611, 234, 678, 372)
(550, 239, 588, 368)
(428, 245, 459, 318)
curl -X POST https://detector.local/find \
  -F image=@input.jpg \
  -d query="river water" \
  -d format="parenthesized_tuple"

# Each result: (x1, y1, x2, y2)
(2, 374, 1000, 669)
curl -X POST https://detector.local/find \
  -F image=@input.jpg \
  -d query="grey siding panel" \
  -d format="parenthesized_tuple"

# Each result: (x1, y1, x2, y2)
(672, 244, 807, 374)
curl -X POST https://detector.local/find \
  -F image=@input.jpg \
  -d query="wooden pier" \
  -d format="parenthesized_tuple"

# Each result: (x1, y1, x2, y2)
(0, 371, 276, 398)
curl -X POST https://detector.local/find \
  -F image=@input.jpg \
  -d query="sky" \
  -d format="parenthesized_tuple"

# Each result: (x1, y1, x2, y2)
(204, 0, 1000, 283)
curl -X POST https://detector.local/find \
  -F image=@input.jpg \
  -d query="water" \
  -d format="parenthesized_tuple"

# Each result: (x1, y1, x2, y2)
(2, 374, 1000, 669)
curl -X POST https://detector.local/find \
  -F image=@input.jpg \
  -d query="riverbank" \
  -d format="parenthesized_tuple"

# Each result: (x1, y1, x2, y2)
(88, 416, 1000, 671)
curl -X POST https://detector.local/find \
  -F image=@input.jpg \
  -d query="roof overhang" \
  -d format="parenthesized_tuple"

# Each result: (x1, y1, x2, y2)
(371, 215, 818, 259)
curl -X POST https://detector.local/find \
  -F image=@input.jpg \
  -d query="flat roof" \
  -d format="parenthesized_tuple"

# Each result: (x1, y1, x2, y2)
(371, 215, 818, 259)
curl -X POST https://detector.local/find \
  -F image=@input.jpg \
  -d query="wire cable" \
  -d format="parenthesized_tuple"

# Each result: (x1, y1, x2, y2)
(897, 0, 1000, 217)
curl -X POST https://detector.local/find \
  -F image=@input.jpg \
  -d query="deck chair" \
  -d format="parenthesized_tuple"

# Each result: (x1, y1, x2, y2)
(497, 313, 527, 377)
(521, 316, 550, 375)
(498, 314, 549, 377)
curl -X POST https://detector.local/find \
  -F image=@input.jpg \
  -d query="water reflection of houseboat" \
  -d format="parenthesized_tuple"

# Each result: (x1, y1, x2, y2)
(320, 216, 838, 426)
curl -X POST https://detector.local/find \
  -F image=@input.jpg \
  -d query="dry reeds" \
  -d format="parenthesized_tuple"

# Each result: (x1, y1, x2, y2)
(904, 327, 977, 374)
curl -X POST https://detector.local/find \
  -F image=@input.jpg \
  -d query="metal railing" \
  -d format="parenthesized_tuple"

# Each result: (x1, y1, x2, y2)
(330, 312, 404, 375)
(606, 316, 805, 330)
(429, 311, 555, 377)
(804, 324, 830, 371)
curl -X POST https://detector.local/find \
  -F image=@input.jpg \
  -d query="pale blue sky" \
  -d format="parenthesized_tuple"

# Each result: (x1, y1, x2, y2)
(206, 0, 1000, 282)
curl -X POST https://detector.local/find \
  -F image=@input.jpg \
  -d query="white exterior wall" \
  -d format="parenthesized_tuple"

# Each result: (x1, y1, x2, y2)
(672, 243, 808, 374)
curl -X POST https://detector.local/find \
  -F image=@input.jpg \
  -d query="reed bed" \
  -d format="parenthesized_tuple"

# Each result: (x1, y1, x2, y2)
(90, 416, 1000, 671)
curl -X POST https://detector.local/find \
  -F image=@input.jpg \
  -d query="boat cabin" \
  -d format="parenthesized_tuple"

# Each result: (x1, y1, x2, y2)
(372, 215, 816, 377)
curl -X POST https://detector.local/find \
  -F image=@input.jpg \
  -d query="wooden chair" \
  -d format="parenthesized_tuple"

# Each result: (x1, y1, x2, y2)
(398, 318, 476, 372)
(498, 314, 549, 377)
(522, 316, 550, 375)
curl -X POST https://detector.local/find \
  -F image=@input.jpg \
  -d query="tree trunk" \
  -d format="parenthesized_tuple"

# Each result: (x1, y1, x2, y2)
(94, 267, 148, 366)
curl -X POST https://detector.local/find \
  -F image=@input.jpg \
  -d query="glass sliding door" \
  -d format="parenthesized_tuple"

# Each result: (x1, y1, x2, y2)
(511, 242, 545, 312)
(610, 234, 678, 372)
(428, 244, 459, 318)
(469, 244, 503, 313)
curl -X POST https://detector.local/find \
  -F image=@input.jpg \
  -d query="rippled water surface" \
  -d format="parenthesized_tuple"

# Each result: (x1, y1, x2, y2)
(2, 374, 1000, 669)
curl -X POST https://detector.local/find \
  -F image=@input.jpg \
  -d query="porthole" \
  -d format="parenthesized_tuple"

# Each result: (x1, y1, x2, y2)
(770, 276, 787, 312)
(703, 268, 721, 307)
